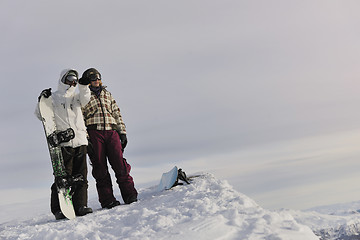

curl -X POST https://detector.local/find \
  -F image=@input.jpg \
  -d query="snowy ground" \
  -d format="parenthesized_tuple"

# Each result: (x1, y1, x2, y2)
(1, 173, 360, 240)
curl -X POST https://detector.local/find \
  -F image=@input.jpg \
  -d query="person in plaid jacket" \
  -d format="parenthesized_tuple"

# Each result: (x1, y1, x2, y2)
(81, 68, 138, 209)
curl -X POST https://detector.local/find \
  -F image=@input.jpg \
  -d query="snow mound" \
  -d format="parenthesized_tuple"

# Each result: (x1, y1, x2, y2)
(0, 173, 317, 240)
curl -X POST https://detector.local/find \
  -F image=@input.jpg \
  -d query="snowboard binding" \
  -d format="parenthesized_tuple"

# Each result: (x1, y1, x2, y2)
(47, 128, 75, 147)
(172, 168, 191, 188)
(55, 174, 85, 196)
(177, 168, 190, 184)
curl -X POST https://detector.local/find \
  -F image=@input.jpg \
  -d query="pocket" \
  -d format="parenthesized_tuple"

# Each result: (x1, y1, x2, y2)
(123, 158, 131, 175)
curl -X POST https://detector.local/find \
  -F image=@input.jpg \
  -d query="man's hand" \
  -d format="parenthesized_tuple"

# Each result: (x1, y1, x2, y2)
(38, 88, 51, 101)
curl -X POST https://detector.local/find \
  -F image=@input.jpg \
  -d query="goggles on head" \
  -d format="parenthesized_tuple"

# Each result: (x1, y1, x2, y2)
(89, 73, 101, 81)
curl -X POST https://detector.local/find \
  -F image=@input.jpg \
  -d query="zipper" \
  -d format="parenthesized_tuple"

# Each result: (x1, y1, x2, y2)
(95, 92, 107, 130)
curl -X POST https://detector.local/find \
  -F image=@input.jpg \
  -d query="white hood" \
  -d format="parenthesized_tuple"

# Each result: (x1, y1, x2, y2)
(57, 69, 78, 97)
(51, 69, 91, 147)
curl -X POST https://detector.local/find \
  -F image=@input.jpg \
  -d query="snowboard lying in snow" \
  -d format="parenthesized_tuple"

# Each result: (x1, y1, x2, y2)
(157, 166, 191, 192)
(38, 95, 76, 220)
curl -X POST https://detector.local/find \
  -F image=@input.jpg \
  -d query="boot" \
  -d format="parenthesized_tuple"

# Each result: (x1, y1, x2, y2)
(104, 200, 120, 209)
(76, 206, 93, 216)
(54, 211, 66, 220)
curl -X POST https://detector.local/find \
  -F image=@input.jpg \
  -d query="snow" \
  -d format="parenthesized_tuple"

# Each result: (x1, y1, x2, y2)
(1, 173, 360, 239)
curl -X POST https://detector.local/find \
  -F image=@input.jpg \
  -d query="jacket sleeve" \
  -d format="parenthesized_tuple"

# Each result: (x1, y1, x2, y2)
(78, 84, 91, 107)
(110, 93, 127, 134)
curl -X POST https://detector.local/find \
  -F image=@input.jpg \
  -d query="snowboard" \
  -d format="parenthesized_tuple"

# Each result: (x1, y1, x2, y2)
(38, 95, 76, 220)
(157, 166, 191, 192)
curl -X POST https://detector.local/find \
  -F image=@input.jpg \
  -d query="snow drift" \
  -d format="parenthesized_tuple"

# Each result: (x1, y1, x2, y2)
(0, 173, 318, 239)
(3, 173, 360, 239)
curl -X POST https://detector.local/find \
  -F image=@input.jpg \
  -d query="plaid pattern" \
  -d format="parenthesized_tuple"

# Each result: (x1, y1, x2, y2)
(82, 88, 126, 133)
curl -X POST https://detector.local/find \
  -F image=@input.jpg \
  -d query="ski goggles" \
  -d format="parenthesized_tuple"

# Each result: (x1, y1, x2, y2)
(61, 74, 78, 85)
(89, 73, 101, 81)
(66, 75, 78, 83)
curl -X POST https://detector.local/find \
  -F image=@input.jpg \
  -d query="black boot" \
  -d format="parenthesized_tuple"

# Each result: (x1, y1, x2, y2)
(76, 206, 93, 216)
(104, 200, 120, 209)
(54, 211, 66, 220)
(124, 195, 138, 204)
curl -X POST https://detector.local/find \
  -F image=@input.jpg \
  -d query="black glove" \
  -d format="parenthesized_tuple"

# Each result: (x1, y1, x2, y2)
(119, 134, 128, 151)
(38, 88, 51, 102)
(78, 77, 90, 85)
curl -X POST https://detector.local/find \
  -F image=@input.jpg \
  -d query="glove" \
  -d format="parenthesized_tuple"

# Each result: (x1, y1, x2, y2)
(78, 77, 90, 85)
(38, 88, 51, 102)
(119, 134, 128, 151)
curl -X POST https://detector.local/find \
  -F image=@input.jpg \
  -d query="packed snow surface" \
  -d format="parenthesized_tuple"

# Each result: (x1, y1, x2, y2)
(2, 173, 360, 239)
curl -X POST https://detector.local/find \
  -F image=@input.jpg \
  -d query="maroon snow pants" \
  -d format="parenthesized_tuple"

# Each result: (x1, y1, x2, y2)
(88, 130, 138, 207)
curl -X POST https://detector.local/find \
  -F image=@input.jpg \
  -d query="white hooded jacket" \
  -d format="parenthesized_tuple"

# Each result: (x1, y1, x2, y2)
(35, 69, 91, 148)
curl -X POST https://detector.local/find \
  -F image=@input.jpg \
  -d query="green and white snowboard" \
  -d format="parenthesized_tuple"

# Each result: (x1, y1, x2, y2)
(39, 95, 76, 220)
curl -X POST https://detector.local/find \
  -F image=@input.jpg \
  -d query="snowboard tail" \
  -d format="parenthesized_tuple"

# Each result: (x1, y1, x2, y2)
(58, 187, 76, 220)
(157, 166, 179, 192)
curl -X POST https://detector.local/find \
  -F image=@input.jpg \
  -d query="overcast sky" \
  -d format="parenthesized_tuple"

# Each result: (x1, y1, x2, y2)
(1, 0, 360, 210)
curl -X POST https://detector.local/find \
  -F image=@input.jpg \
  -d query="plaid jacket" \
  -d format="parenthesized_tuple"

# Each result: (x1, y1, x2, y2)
(82, 87, 126, 134)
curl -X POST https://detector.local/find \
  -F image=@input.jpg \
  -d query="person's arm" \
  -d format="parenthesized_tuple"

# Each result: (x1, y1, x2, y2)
(77, 86, 91, 107)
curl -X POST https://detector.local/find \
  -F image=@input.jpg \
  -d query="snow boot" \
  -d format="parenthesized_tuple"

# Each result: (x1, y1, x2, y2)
(104, 200, 120, 209)
(54, 211, 66, 220)
(124, 195, 138, 204)
(76, 206, 93, 216)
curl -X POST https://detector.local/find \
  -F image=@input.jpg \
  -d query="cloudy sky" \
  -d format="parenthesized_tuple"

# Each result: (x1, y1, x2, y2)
(1, 0, 360, 210)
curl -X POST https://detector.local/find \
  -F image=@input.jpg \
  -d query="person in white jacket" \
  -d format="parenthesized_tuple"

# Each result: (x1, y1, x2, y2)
(36, 69, 93, 220)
